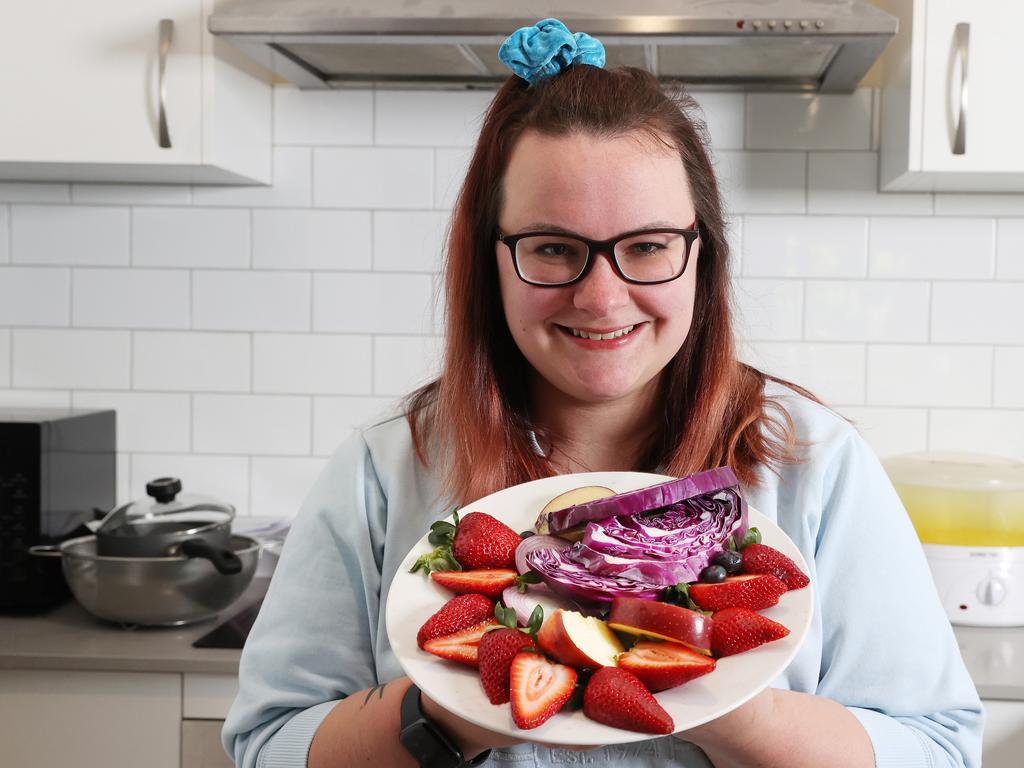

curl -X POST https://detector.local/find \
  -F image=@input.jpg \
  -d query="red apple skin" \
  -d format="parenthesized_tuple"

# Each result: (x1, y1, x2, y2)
(607, 597, 713, 655)
(536, 610, 620, 669)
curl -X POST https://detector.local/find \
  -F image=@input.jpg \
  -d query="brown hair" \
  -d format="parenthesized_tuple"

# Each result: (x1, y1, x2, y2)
(406, 64, 812, 504)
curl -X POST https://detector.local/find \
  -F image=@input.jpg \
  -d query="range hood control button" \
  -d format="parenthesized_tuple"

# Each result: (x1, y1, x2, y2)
(976, 577, 1007, 606)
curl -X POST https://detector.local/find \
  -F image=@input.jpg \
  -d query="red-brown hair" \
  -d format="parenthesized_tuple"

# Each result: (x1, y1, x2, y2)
(407, 65, 811, 504)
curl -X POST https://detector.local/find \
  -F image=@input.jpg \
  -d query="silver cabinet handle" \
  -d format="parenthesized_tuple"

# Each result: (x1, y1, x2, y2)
(952, 22, 969, 155)
(158, 19, 173, 149)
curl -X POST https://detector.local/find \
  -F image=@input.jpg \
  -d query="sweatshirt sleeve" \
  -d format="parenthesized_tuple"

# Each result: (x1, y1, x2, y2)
(222, 431, 386, 768)
(812, 430, 984, 768)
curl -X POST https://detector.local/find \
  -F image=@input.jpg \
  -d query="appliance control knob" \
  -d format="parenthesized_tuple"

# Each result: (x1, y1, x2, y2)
(976, 577, 1007, 606)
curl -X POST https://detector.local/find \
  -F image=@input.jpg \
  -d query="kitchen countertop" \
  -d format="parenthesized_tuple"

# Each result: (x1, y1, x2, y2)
(0, 578, 269, 676)
(1, 583, 1022, 700)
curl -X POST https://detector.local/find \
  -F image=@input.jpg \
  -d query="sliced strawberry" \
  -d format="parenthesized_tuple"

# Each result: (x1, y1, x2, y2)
(616, 641, 716, 692)
(711, 607, 790, 657)
(740, 543, 810, 590)
(688, 574, 788, 612)
(422, 619, 500, 666)
(478, 628, 535, 704)
(416, 593, 494, 649)
(430, 568, 518, 599)
(582, 667, 674, 735)
(508, 652, 577, 729)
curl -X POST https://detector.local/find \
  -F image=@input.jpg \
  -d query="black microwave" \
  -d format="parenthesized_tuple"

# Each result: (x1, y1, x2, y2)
(0, 408, 116, 612)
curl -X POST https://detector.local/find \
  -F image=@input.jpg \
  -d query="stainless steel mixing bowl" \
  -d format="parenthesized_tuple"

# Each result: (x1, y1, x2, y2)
(31, 534, 259, 626)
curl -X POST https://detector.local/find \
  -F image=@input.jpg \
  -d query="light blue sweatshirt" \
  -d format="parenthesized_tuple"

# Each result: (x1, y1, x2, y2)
(223, 383, 984, 767)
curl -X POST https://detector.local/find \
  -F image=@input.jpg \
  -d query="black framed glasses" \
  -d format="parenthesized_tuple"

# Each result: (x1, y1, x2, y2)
(496, 223, 700, 287)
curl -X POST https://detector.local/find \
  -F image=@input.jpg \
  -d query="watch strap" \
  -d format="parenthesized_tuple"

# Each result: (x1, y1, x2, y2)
(399, 683, 492, 767)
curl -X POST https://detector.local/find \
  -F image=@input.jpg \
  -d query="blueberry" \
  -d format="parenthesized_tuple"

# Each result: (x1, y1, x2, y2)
(712, 549, 743, 575)
(699, 564, 728, 583)
(519, 530, 535, 539)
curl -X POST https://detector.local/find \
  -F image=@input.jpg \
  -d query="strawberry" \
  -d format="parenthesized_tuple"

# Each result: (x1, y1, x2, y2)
(478, 628, 535, 704)
(710, 607, 790, 657)
(616, 641, 716, 692)
(688, 574, 788, 612)
(430, 568, 519, 599)
(410, 510, 521, 573)
(416, 593, 494, 649)
(509, 652, 577, 729)
(582, 667, 674, 735)
(740, 543, 810, 590)
(422, 619, 500, 666)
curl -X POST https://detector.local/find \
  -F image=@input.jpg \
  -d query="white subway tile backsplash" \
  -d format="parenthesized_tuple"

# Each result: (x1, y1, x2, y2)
(741, 216, 867, 278)
(834, 406, 929, 458)
(132, 208, 250, 268)
(932, 283, 1024, 344)
(805, 280, 929, 342)
(435, 148, 473, 211)
(375, 91, 490, 147)
(71, 184, 191, 206)
(716, 152, 805, 214)
(995, 348, 1024, 408)
(690, 93, 744, 150)
(313, 396, 398, 456)
(313, 273, 433, 334)
(130, 454, 250, 514)
(934, 194, 1024, 217)
(191, 147, 312, 208)
(12, 205, 129, 265)
(0, 330, 9, 386)
(373, 335, 443, 397)
(0, 389, 71, 408)
(314, 148, 433, 209)
(253, 209, 371, 270)
(193, 394, 310, 455)
(193, 271, 310, 331)
(997, 219, 1024, 280)
(741, 341, 866, 404)
(0, 267, 69, 326)
(808, 153, 932, 215)
(0, 206, 9, 263)
(930, 410, 1024, 461)
(273, 87, 373, 146)
(72, 269, 190, 329)
(746, 91, 871, 151)
(133, 332, 251, 392)
(869, 217, 994, 280)
(374, 211, 447, 272)
(72, 391, 190, 452)
(0, 183, 70, 203)
(13, 329, 129, 389)
(116, 452, 130, 505)
(867, 345, 992, 407)
(250, 456, 329, 518)
(253, 334, 372, 394)
(733, 279, 803, 341)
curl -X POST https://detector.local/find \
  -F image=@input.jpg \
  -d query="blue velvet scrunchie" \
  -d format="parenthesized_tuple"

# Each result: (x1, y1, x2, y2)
(497, 18, 606, 86)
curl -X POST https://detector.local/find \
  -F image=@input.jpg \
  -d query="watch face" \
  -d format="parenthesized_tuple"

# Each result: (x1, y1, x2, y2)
(400, 721, 462, 768)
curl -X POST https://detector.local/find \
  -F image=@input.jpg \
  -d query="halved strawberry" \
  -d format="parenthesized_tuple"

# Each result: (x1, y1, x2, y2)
(711, 607, 790, 657)
(478, 628, 535, 703)
(416, 593, 494, 649)
(740, 543, 810, 590)
(688, 574, 788, 612)
(430, 568, 519, 599)
(616, 641, 716, 692)
(582, 667, 674, 735)
(422, 619, 500, 666)
(508, 652, 577, 729)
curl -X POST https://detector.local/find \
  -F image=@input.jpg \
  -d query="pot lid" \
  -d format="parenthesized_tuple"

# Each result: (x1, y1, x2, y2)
(113, 477, 236, 522)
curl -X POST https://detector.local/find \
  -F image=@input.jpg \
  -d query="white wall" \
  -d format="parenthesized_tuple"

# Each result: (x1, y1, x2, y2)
(0, 85, 1021, 518)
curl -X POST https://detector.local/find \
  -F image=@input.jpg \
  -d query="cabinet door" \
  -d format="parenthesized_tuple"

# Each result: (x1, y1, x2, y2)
(920, 1, 1024, 173)
(0, 0, 202, 166)
(983, 699, 1024, 768)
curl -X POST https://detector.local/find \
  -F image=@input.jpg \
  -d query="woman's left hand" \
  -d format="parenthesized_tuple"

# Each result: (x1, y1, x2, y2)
(675, 687, 776, 754)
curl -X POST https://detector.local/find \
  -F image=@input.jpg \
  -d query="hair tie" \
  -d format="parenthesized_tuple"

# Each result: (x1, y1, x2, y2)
(497, 18, 606, 86)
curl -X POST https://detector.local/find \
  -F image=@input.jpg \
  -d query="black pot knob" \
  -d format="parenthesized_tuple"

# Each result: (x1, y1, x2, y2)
(146, 477, 183, 504)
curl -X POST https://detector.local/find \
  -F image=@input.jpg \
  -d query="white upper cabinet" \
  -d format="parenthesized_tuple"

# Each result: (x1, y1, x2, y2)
(877, 0, 1024, 191)
(0, 0, 271, 184)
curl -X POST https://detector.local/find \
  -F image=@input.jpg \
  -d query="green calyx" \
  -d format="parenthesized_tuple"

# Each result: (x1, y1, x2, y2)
(491, 603, 544, 640)
(661, 582, 711, 617)
(409, 508, 463, 574)
(739, 526, 762, 550)
(515, 572, 542, 593)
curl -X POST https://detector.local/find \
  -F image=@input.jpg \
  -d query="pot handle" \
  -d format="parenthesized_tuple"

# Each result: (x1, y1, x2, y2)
(180, 538, 243, 575)
(28, 545, 63, 558)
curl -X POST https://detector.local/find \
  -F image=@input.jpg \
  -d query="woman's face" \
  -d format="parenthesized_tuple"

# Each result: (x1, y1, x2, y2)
(496, 129, 700, 408)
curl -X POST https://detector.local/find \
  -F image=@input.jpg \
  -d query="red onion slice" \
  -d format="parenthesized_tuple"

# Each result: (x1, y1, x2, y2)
(514, 534, 570, 575)
(501, 583, 575, 626)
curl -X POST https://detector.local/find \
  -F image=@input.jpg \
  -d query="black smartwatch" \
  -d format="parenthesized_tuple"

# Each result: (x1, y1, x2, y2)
(399, 683, 492, 768)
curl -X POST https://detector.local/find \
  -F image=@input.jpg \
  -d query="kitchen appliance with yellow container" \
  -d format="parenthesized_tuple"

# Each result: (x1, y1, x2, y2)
(884, 453, 1024, 627)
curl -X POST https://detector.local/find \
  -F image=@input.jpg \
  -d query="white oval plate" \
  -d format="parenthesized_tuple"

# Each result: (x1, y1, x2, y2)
(385, 471, 813, 745)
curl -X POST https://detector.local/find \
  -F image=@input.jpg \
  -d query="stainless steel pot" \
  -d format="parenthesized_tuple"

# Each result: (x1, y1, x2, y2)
(30, 534, 259, 626)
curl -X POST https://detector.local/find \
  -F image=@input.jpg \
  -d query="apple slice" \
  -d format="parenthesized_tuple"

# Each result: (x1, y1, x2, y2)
(537, 609, 624, 669)
(607, 597, 713, 656)
(537, 485, 616, 537)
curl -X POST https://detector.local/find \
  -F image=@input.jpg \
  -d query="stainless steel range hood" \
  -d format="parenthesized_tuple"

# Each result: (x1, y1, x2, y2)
(209, 0, 897, 92)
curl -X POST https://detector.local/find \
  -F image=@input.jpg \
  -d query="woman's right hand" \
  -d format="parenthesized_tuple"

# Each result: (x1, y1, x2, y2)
(421, 691, 526, 758)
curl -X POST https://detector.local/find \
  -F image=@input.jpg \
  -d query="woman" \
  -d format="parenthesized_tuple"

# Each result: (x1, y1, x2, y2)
(223, 19, 983, 768)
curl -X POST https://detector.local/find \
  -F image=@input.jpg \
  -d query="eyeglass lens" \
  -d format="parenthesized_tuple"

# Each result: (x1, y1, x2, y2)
(514, 231, 689, 285)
